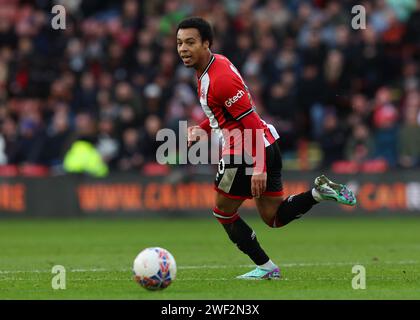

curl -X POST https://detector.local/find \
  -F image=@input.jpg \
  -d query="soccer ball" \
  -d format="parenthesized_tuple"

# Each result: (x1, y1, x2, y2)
(133, 247, 177, 290)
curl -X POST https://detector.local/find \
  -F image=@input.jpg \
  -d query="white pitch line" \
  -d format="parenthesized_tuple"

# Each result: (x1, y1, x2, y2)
(0, 260, 418, 275)
(0, 277, 415, 282)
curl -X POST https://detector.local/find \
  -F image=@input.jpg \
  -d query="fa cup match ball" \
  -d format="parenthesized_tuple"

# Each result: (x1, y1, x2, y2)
(133, 247, 177, 290)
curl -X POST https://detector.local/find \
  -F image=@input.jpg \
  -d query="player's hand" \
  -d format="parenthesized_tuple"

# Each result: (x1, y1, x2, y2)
(187, 125, 206, 147)
(251, 172, 267, 198)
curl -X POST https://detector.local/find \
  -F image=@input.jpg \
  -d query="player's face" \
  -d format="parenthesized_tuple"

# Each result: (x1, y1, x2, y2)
(177, 28, 209, 69)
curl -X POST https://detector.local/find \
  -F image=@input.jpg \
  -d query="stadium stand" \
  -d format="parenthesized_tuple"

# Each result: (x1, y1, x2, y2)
(0, 0, 419, 176)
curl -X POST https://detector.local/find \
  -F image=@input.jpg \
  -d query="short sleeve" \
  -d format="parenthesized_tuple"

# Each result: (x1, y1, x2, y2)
(213, 74, 254, 121)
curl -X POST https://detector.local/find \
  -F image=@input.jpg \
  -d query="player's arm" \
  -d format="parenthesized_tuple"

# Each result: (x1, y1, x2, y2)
(198, 118, 211, 133)
(239, 112, 266, 173)
(239, 112, 267, 198)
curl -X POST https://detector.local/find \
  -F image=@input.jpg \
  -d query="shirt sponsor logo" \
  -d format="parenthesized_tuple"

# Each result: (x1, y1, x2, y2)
(225, 89, 245, 107)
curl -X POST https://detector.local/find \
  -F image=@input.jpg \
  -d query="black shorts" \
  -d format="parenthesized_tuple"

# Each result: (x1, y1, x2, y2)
(214, 140, 283, 200)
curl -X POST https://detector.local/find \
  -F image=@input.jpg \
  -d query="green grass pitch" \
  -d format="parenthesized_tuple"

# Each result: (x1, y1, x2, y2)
(0, 217, 419, 299)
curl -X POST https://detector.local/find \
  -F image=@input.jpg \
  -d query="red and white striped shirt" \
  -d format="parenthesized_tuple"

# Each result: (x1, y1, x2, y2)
(197, 54, 279, 172)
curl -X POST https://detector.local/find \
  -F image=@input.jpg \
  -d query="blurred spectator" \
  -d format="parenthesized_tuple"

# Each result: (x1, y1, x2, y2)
(387, 0, 417, 22)
(42, 106, 72, 167)
(347, 93, 373, 128)
(318, 112, 346, 168)
(143, 82, 164, 117)
(0, 116, 19, 164)
(370, 0, 392, 35)
(117, 127, 143, 172)
(265, 82, 298, 151)
(256, 0, 291, 34)
(372, 87, 399, 166)
(7, 101, 47, 165)
(139, 114, 164, 163)
(97, 90, 119, 120)
(351, 25, 385, 96)
(400, 61, 419, 93)
(298, 64, 326, 137)
(345, 123, 375, 163)
(398, 105, 420, 168)
(63, 139, 108, 177)
(165, 71, 197, 132)
(323, 49, 350, 107)
(229, 32, 252, 70)
(96, 116, 119, 169)
(71, 112, 97, 144)
(73, 72, 98, 114)
(404, 0, 420, 45)
(114, 81, 145, 132)
(63, 111, 108, 177)
(158, 0, 187, 36)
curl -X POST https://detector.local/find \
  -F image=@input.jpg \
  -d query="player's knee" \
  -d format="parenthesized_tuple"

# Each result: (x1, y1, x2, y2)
(262, 215, 283, 228)
(269, 217, 284, 228)
(266, 218, 278, 228)
(261, 206, 284, 228)
(213, 207, 239, 224)
(258, 208, 281, 228)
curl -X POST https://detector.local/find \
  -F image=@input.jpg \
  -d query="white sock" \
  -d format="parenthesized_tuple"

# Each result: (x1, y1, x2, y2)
(258, 259, 277, 270)
(311, 187, 322, 202)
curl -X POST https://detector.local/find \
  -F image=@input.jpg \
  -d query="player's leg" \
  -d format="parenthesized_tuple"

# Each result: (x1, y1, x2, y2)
(255, 192, 318, 228)
(256, 146, 320, 228)
(257, 140, 356, 228)
(214, 155, 280, 279)
(256, 140, 318, 227)
(256, 177, 356, 228)
(254, 195, 283, 227)
(214, 192, 280, 279)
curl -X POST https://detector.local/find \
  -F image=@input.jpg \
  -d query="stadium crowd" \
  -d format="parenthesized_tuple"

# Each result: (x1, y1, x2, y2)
(0, 0, 419, 176)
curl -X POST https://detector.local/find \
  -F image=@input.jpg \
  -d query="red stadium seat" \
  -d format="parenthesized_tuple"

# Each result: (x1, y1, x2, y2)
(0, 165, 19, 177)
(360, 159, 388, 173)
(331, 160, 359, 174)
(19, 164, 49, 177)
(141, 163, 170, 176)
